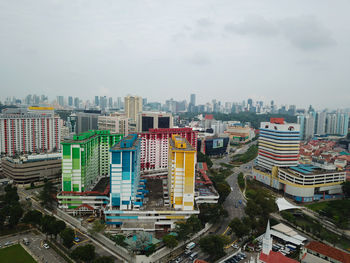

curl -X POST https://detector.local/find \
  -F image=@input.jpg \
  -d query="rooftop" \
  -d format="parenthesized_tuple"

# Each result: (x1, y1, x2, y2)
(62, 130, 112, 144)
(282, 164, 340, 176)
(111, 134, 139, 151)
(305, 241, 350, 263)
(259, 251, 299, 263)
(169, 135, 195, 151)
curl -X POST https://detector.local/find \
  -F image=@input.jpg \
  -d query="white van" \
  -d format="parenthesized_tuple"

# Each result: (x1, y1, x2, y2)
(186, 242, 196, 250)
(189, 252, 198, 260)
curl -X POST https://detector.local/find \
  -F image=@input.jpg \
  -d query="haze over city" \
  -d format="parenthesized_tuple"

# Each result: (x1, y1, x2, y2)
(1, 0, 350, 109)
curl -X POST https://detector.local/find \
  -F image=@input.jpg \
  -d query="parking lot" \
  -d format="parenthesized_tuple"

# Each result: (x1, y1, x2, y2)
(0, 232, 65, 263)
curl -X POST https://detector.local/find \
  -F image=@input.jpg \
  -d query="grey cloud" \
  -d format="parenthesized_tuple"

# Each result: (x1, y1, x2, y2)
(224, 16, 279, 37)
(279, 16, 336, 50)
(188, 53, 211, 65)
(197, 18, 213, 27)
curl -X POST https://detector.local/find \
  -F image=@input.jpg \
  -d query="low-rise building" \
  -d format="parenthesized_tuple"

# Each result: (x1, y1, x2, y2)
(301, 241, 350, 263)
(2, 153, 62, 183)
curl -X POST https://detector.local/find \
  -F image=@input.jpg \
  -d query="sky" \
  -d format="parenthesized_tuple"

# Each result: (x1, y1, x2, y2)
(0, 0, 350, 109)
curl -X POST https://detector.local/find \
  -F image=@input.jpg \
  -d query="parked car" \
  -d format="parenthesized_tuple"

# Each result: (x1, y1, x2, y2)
(43, 243, 50, 249)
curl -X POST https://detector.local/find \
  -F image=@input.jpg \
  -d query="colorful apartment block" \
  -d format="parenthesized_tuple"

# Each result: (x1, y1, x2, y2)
(139, 128, 197, 170)
(168, 134, 196, 211)
(61, 130, 123, 192)
(257, 118, 300, 171)
(109, 134, 141, 210)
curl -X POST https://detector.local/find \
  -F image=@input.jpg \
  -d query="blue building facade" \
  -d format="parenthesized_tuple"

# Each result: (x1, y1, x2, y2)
(109, 134, 142, 210)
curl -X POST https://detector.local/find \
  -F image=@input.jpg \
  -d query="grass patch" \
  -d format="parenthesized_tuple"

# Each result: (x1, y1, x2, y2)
(237, 172, 245, 191)
(219, 162, 234, 169)
(0, 244, 36, 263)
(232, 145, 258, 164)
(306, 200, 350, 229)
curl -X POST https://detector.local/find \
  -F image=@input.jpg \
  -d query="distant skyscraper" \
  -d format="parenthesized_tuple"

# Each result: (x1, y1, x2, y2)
(57, 96, 64, 106)
(124, 96, 143, 121)
(76, 111, 101, 134)
(95, 96, 99, 106)
(68, 96, 73, 106)
(247, 98, 253, 107)
(74, 97, 79, 108)
(142, 98, 147, 107)
(108, 97, 113, 108)
(190, 94, 196, 106)
(316, 111, 327, 135)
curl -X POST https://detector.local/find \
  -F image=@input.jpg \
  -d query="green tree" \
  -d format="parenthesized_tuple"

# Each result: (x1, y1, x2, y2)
(41, 215, 56, 237)
(71, 244, 95, 262)
(186, 215, 202, 233)
(22, 210, 42, 226)
(39, 181, 55, 208)
(53, 220, 66, 239)
(229, 217, 250, 238)
(60, 227, 75, 248)
(88, 220, 105, 235)
(175, 221, 192, 241)
(163, 234, 178, 248)
(199, 235, 230, 260)
(342, 181, 350, 198)
(8, 204, 23, 228)
(4, 185, 19, 205)
(216, 182, 231, 203)
(198, 203, 228, 224)
(197, 152, 213, 168)
(112, 234, 127, 247)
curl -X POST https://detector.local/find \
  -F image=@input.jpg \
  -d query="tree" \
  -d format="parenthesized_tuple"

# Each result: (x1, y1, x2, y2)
(39, 181, 55, 208)
(186, 215, 202, 233)
(215, 182, 231, 203)
(93, 256, 114, 263)
(22, 210, 42, 226)
(8, 204, 23, 227)
(60, 227, 75, 248)
(71, 244, 95, 262)
(229, 217, 250, 238)
(199, 203, 228, 224)
(41, 215, 56, 237)
(4, 185, 19, 205)
(342, 181, 350, 198)
(199, 235, 229, 260)
(197, 152, 213, 168)
(112, 234, 127, 247)
(88, 220, 105, 235)
(53, 220, 66, 239)
(163, 234, 178, 248)
(175, 221, 192, 241)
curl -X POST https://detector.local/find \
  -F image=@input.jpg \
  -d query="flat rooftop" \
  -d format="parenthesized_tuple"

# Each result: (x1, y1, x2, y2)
(281, 164, 342, 175)
(169, 136, 194, 151)
(111, 134, 139, 151)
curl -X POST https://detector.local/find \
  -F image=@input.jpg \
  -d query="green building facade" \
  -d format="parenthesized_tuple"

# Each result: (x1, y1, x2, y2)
(61, 130, 123, 192)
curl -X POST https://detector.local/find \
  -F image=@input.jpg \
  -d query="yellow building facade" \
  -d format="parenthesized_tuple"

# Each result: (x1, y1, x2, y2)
(168, 135, 196, 211)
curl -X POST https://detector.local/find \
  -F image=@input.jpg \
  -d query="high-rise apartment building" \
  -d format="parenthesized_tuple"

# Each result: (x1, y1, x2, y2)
(61, 130, 123, 192)
(94, 96, 99, 106)
(98, 114, 129, 135)
(257, 118, 300, 171)
(75, 110, 101, 134)
(139, 128, 198, 171)
(74, 97, 79, 108)
(136, 112, 173, 132)
(0, 107, 61, 156)
(168, 135, 196, 211)
(109, 134, 141, 210)
(315, 111, 327, 135)
(124, 96, 142, 121)
(190, 94, 196, 106)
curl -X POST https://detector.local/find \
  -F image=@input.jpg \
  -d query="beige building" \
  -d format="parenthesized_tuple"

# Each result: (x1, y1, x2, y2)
(124, 96, 142, 121)
(98, 114, 129, 135)
(2, 153, 62, 184)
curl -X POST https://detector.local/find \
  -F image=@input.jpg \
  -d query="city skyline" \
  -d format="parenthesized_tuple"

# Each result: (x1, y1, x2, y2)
(1, 1, 350, 109)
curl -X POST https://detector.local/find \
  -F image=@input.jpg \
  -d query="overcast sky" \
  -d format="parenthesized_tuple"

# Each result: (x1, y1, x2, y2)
(0, 0, 349, 109)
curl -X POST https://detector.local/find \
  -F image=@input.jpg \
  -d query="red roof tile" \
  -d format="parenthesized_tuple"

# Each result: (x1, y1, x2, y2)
(205, 114, 214, 120)
(259, 251, 298, 263)
(305, 241, 350, 263)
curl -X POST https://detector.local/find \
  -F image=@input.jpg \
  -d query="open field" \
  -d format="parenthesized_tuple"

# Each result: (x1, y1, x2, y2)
(0, 244, 36, 263)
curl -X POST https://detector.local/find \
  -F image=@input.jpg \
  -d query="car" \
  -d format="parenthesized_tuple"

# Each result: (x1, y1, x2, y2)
(43, 243, 50, 249)
(74, 237, 81, 242)
(232, 244, 239, 249)
(174, 257, 182, 263)
(4, 241, 13, 246)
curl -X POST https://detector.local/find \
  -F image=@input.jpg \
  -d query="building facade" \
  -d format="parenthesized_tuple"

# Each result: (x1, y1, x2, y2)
(2, 153, 62, 183)
(257, 118, 300, 171)
(0, 111, 61, 156)
(139, 128, 198, 171)
(136, 112, 173, 132)
(109, 134, 141, 210)
(98, 114, 129, 135)
(61, 130, 123, 192)
(124, 96, 142, 121)
(75, 111, 101, 134)
(168, 135, 196, 211)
